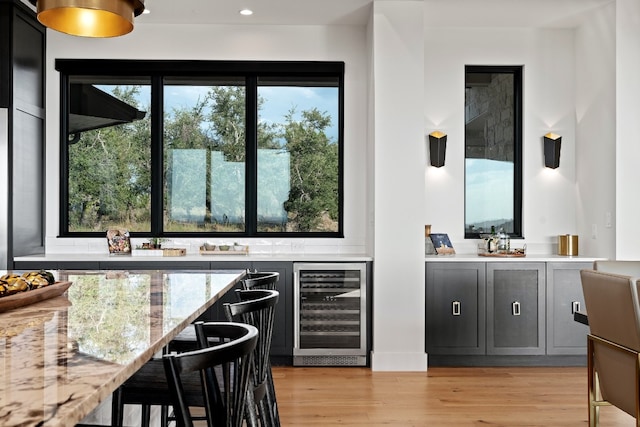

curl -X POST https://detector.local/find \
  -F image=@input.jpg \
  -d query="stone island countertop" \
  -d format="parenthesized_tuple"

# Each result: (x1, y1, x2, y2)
(0, 269, 245, 427)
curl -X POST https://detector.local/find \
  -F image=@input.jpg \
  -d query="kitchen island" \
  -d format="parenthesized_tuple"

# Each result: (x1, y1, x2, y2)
(0, 269, 245, 426)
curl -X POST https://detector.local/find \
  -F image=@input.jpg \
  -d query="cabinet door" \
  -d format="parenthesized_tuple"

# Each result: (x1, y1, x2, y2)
(487, 262, 545, 355)
(206, 261, 252, 321)
(546, 262, 591, 355)
(252, 261, 292, 358)
(425, 262, 486, 355)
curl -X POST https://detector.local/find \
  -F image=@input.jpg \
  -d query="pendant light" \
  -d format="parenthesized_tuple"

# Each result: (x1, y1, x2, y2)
(28, 0, 145, 38)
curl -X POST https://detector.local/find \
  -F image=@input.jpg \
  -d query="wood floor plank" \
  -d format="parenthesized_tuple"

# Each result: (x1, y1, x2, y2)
(272, 366, 635, 426)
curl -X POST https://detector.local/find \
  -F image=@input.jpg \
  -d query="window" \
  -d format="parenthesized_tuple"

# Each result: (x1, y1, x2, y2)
(464, 65, 523, 239)
(57, 60, 344, 238)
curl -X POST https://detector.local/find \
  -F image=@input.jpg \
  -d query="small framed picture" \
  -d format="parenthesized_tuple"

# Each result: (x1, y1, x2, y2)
(106, 229, 132, 255)
(430, 233, 455, 255)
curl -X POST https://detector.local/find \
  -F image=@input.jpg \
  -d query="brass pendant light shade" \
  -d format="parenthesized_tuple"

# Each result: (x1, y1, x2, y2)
(29, 0, 145, 38)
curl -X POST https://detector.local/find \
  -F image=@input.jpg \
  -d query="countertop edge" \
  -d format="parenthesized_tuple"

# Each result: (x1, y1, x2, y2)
(14, 253, 373, 262)
(425, 254, 604, 262)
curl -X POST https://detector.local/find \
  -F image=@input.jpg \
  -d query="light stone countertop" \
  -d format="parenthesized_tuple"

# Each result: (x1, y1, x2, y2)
(14, 253, 373, 263)
(0, 269, 245, 426)
(425, 254, 603, 263)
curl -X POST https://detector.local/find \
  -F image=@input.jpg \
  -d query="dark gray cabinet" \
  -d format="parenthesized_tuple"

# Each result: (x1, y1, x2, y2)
(486, 262, 545, 355)
(253, 261, 292, 359)
(425, 262, 485, 355)
(546, 262, 591, 355)
(0, 0, 46, 269)
(11, 257, 370, 366)
(98, 260, 210, 270)
(426, 260, 589, 365)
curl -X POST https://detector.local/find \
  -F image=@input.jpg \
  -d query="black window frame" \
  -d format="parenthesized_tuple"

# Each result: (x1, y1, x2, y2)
(56, 59, 345, 239)
(464, 65, 523, 240)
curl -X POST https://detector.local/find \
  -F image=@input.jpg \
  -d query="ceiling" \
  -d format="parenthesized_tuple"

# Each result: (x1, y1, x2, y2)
(133, 0, 614, 28)
(20, 0, 614, 28)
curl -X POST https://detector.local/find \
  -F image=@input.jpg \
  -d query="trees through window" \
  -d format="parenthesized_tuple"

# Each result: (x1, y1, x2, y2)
(57, 60, 344, 238)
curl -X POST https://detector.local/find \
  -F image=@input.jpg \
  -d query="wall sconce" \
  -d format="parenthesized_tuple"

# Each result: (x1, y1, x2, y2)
(543, 132, 562, 169)
(28, 0, 145, 38)
(428, 131, 447, 167)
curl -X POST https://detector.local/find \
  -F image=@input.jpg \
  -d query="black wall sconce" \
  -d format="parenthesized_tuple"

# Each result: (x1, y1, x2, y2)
(429, 131, 447, 167)
(543, 132, 562, 169)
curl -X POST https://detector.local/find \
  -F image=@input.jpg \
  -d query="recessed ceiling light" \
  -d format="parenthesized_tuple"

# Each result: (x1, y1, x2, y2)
(239, 8, 253, 16)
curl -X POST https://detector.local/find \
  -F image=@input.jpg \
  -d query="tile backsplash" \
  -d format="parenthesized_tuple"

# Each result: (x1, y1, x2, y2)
(45, 237, 366, 255)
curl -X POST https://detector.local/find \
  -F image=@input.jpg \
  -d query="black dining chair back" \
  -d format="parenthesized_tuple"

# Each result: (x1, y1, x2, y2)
(223, 289, 279, 427)
(163, 322, 258, 427)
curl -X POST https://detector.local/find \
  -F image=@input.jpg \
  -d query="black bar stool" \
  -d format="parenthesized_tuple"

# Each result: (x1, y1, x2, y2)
(169, 271, 279, 353)
(111, 290, 279, 427)
(164, 322, 258, 427)
(224, 289, 280, 427)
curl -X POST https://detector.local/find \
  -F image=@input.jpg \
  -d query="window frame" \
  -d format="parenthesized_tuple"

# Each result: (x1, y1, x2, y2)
(56, 59, 345, 239)
(463, 65, 523, 240)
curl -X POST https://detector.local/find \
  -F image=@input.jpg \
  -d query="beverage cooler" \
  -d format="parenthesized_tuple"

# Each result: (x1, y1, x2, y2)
(293, 262, 367, 366)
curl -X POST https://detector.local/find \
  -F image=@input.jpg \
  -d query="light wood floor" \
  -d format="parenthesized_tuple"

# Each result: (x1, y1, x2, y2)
(272, 366, 635, 426)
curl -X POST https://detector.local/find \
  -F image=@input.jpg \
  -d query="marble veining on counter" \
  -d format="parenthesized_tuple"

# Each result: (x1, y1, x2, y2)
(0, 269, 245, 427)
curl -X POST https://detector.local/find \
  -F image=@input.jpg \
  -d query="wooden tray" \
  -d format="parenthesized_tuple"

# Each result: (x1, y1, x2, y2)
(200, 247, 249, 256)
(478, 252, 526, 258)
(0, 281, 72, 313)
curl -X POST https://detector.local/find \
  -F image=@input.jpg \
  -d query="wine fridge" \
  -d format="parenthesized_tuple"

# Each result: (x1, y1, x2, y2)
(293, 262, 367, 366)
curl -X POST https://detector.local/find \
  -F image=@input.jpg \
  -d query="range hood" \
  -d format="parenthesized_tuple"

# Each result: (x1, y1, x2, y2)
(68, 83, 146, 140)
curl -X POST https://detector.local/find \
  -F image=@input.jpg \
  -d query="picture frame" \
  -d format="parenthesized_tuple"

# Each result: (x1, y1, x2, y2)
(430, 233, 455, 255)
(106, 229, 132, 255)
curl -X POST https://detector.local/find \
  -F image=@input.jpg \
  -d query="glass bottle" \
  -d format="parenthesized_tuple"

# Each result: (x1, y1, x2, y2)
(487, 225, 497, 253)
(497, 228, 509, 253)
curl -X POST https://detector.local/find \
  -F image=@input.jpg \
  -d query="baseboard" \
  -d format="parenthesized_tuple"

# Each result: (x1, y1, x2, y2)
(427, 354, 587, 367)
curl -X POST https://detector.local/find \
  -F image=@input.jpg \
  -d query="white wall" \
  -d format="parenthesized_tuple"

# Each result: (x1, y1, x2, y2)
(370, 0, 428, 371)
(616, 0, 640, 259)
(43, 24, 370, 255)
(424, 27, 582, 255)
(37, 0, 632, 372)
(575, 3, 617, 259)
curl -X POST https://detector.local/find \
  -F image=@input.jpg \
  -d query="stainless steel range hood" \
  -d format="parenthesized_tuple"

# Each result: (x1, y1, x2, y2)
(68, 83, 146, 142)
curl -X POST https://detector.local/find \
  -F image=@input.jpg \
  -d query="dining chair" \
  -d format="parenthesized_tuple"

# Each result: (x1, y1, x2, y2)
(580, 269, 640, 427)
(224, 289, 280, 427)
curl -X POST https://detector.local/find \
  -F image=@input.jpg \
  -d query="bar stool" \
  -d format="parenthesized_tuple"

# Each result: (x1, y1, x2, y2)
(167, 271, 281, 425)
(164, 322, 258, 427)
(169, 271, 279, 352)
(243, 271, 279, 291)
(112, 290, 279, 427)
(224, 289, 280, 427)
(111, 321, 257, 427)
(239, 272, 281, 427)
